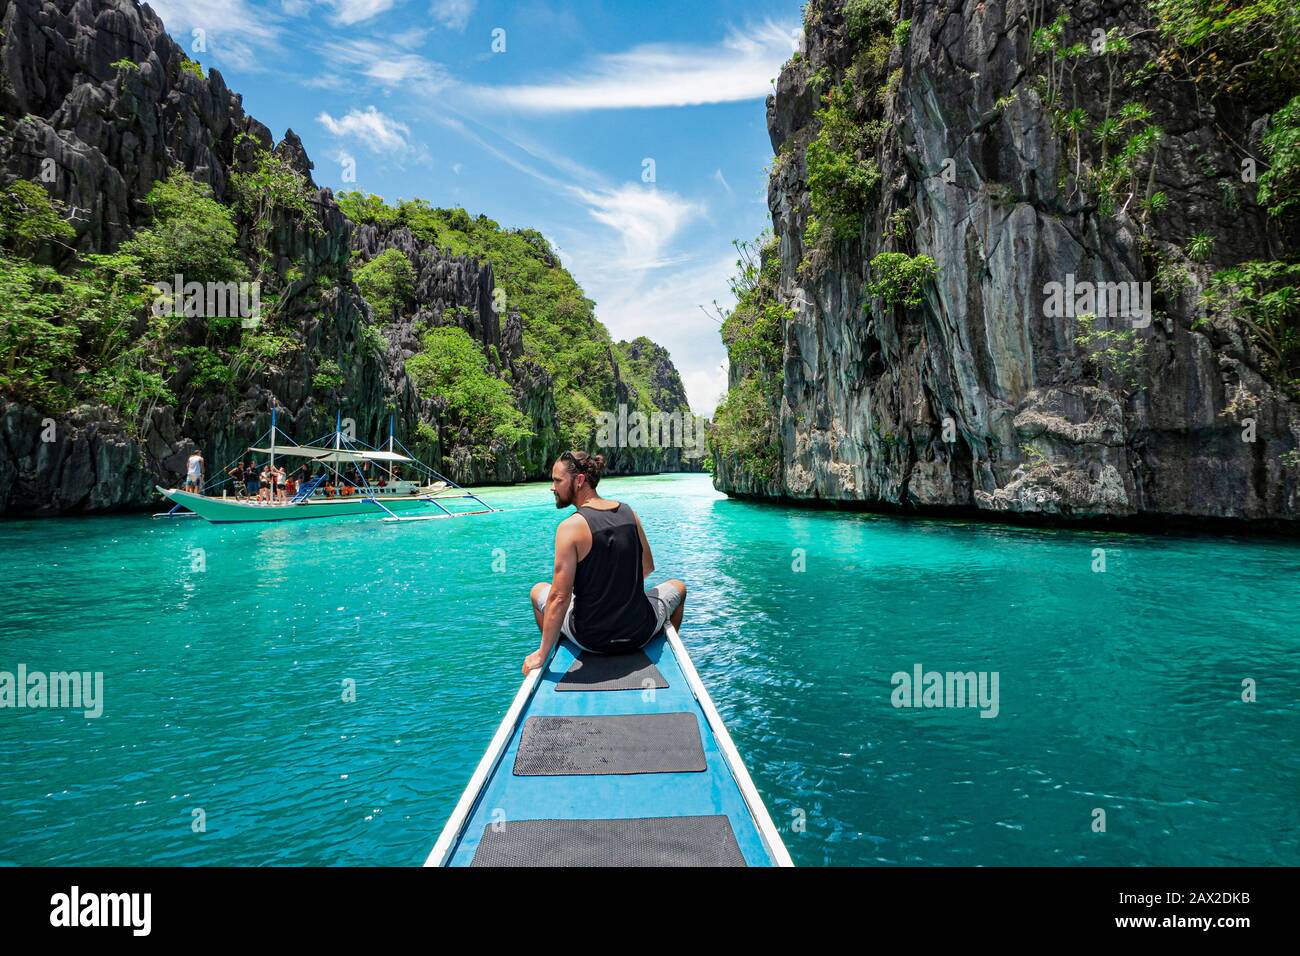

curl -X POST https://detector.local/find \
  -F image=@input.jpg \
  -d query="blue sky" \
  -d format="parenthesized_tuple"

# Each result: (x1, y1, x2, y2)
(147, 0, 803, 415)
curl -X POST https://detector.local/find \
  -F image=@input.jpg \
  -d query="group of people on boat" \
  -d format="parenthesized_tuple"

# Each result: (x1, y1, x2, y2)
(216, 459, 404, 504)
(225, 461, 302, 503)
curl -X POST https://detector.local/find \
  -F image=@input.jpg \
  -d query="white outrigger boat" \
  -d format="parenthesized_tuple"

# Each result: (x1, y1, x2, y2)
(156, 412, 498, 524)
(427, 624, 794, 867)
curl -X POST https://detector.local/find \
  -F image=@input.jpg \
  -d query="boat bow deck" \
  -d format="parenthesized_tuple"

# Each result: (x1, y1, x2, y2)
(427, 625, 792, 867)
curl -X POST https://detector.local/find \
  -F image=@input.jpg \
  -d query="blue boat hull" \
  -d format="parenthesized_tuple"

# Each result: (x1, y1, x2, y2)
(428, 627, 792, 867)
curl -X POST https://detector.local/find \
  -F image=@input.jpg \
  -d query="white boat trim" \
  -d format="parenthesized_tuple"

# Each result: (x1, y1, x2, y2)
(663, 622, 794, 866)
(424, 640, 560, 867)
(155, 486, 495, 524)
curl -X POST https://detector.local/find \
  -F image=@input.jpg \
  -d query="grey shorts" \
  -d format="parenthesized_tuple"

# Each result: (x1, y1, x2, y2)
(533, 580, 685, 653)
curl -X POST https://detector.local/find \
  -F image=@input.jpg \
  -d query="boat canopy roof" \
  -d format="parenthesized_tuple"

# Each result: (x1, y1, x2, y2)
(248, 445, 414, 464)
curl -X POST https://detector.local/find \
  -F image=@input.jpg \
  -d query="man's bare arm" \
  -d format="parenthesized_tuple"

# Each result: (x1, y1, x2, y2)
(635, 513, 655, 580)
(524, 519, 579, 672)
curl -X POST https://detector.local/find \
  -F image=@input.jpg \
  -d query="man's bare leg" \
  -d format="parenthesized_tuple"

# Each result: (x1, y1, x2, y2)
(529, 582, 547, 632)
(666, 579, 687, 631)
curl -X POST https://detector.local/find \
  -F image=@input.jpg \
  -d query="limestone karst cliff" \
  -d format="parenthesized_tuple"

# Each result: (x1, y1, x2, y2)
(0, 0, 696, 515)
(711, 0, 1300, 527)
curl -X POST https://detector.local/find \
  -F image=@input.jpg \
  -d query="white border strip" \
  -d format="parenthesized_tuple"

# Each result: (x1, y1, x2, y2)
(663, 623, 795, 867)
(423, 641, 558, 867)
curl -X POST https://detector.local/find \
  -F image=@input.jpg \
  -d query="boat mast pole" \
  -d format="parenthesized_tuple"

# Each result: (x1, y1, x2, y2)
(334, 409, 342, 488)
(389, 414, 395, 483)
(270, 406, 276, 471)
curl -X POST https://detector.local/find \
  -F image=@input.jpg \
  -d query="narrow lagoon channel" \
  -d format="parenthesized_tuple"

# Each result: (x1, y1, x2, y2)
(1, 473, 1296, 865)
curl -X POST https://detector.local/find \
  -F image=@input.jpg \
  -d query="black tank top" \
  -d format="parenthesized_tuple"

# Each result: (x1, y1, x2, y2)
(571, 503, 658, 651)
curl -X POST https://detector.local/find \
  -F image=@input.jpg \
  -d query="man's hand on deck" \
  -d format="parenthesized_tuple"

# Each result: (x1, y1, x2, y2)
(522, 648, 547, 675)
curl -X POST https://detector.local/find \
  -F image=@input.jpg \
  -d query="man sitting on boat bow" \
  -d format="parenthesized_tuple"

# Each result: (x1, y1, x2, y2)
(525, 450, 686, 674)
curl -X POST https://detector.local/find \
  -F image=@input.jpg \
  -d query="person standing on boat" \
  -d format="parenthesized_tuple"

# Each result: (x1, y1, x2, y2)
(525, 451, 686, 674)
(227, 460, 253, 499)
(184, 450, 204, 494)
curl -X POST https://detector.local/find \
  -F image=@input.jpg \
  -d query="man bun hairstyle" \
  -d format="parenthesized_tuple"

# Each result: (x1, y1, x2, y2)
(560, 450, 606, 489)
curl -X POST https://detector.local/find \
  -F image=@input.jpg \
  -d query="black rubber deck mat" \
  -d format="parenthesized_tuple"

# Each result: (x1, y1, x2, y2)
(555, 649, 668, 692)
(513, 713, 706, 775)
(470, 815, 747, 866)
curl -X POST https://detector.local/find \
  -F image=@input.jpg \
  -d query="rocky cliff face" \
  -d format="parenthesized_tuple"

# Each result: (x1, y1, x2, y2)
(350, 223, 702, 482)
(0, 0, 399, 513)
(712, 0, 1300, 528)
(351, 221, 554, 484)
(0, 0, 694, 514)
(614, 336, 705, 473)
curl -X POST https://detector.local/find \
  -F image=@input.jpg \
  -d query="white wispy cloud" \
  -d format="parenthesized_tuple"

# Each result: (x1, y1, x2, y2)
(571, 184, 703, 272)
(320, 0, 395, 26)
(416, 111, 719, 407)
(426, 113, 566, 188)
(321, 38, 451, 95)
(469, 20, 796, 112)
(318, 106, 413, 153)
(147, 0, 282, 71)
(713, 168, 732, 193)
(301, 72, 350, 91)
(391, 27, 432, 49)
(431, 0, 476, 31)
(427, 115, 702, 273)
(581, 251, 737, 416)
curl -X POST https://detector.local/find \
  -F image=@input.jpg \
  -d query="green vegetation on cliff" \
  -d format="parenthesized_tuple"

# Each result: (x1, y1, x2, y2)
(354, 248, 415, 322)
(613, 336, 693, 432)
(3, 165, 693, 479)
(121, 170, 246, 285)
(0, 151, 354, 428)
(407, 326, 533, 456)
(1258, 95, 1300, 220)
(806, 84, 881, 244)
(865, 252, 937, 308)
(337, 192, 625, 447)
(712, 376, 782, 483)
(1, 180, 170, 418)
(611, 337, 665, 423)
(798, 2, 897, 276)
(1149, 0, 1300, 396)
(1151, 0, 1299, 101)
(711, 234, 788, 484)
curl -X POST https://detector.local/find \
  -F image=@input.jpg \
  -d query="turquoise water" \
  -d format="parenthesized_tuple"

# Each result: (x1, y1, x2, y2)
(1, 473, 1297, 866)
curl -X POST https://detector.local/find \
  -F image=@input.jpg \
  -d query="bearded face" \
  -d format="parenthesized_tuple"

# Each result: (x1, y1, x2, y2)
(551, 463, 579, 508)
